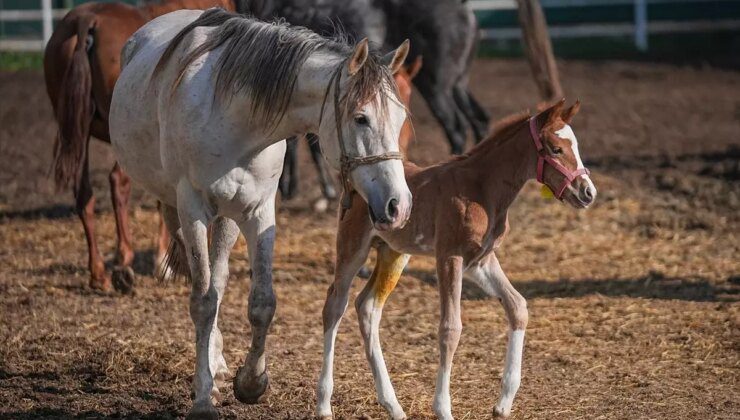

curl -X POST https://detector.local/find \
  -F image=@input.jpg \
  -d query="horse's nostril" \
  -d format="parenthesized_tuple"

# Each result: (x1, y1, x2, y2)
(583, 187, 593, 200)
(387, 198, 399, 219)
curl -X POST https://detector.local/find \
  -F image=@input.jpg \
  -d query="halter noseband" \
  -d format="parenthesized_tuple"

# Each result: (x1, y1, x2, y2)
(325, 63, 404, 219)
(528, 116, 590, 200)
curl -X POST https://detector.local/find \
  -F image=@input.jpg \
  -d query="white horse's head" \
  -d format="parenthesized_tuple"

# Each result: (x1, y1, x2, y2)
(318, 39, 412, 231)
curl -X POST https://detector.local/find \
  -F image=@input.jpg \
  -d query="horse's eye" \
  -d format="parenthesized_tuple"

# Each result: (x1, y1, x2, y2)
(552, 146, 563, 155)
(354, 114, 369, 126)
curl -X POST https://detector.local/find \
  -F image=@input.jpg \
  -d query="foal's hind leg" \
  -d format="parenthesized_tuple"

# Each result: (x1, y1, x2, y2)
(466, 253, 528, 418)
(355, 244, 410, 420)
(75, 145, 111, 291)
(234, 202, 276, 404)
(316, 208, 373, 418)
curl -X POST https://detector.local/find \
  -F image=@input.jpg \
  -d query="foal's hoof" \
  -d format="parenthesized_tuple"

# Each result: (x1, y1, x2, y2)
(186, 403, 218, 420)
(112, 266, 136, 295)
(233, 366, 270, 404)
(493, 405, 511, 418)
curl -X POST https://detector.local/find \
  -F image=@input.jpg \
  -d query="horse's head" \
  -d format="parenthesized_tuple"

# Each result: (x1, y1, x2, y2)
(319, 39, 412, 231)
(535, 100, 597, 208)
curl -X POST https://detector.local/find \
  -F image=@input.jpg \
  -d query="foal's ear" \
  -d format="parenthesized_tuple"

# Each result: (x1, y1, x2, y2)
(406, 55, 423, 79)
(348, 38, 369, 76)
(383, 39, 410, 75)
(561, 100, 581, 124)
(545, 98, 566, 123)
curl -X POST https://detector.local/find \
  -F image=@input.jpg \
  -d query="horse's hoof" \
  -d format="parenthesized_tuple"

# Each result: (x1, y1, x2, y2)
(233, 366, 269, 404)
(493, 405, 511, 418)
(186, 403, 218, 420)
(89, 274, 112, 292)
(313, 197, 329, 213)
(112, 266, 136, 295)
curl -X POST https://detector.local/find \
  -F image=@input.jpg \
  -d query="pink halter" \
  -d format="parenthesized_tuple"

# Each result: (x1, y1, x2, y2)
(529, 117, 590, 200)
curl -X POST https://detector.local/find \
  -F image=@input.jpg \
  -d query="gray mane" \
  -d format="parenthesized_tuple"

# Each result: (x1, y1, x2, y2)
(154, 8, 399, 130)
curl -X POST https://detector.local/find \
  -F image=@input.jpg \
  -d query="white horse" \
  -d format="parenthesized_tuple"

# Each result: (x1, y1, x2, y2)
(110, 8, 412, 419)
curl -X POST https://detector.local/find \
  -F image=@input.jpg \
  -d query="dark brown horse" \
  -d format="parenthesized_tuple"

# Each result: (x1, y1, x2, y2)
(43, 0, 245, 291)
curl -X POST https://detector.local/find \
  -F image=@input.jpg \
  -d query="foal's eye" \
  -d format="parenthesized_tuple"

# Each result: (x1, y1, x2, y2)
(354, 114, 369, 126)
(552, 146, 563, 155)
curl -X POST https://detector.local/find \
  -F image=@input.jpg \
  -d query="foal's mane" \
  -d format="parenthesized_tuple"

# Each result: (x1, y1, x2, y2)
(456, 111, 532, 160)
(153, 8, 399, 130)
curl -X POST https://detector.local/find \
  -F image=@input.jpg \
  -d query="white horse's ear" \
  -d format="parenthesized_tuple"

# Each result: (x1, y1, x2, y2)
(383, 39, 410, 75)
(348, 38, 369, 75)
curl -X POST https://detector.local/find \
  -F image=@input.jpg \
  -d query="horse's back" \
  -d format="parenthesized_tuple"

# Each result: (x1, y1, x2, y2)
(112, 10, 206, 205)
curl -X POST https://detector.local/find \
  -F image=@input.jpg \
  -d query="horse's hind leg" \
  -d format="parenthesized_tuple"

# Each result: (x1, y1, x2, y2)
(453, 85, 490, 143)
(466, 253, 527, 418)
(316, 208, 373, 418)
(355, 244, 410, 420)
(308, 134, 337, 201)
(109, 162, 135, 292)
(234, 202, 276, 404)
(279, 137, 299, 199)
(175, 185, 219, 420)
(75, 146, 111, 291)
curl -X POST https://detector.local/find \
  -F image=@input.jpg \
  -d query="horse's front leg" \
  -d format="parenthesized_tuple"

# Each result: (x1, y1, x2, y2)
(467, 253, 528, 418)
(176, 184, 219, 420)
(234, 203, 276, 404)
(433, 255, 464, 420)
(355, 244, 410, 420)
(208, 216, 240, 398)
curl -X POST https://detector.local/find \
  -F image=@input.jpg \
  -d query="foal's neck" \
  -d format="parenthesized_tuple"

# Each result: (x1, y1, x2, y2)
(463, 121, 539, 214)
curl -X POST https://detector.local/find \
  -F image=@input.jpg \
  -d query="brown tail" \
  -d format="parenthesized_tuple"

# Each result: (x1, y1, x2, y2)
(51, 15, 96, 191)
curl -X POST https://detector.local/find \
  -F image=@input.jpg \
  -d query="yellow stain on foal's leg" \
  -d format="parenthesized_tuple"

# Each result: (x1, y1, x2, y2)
(370, 247, 410, 306)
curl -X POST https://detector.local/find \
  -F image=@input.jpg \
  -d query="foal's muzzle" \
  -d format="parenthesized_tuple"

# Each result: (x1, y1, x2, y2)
(567, 176, 597, 208)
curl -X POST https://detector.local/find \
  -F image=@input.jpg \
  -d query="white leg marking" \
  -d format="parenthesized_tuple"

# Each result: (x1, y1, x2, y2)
(495, 329, 525, 417)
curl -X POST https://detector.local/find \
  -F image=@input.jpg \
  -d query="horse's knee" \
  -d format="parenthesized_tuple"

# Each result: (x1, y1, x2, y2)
(190, 288, 218, 323)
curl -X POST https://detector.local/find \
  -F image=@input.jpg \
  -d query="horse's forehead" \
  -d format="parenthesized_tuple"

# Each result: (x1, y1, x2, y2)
(554, 123, 577, 146)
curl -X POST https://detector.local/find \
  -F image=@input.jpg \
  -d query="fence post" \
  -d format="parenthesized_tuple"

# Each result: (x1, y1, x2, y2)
(42, 0, 53, 47)
(634, 0, 648, 51)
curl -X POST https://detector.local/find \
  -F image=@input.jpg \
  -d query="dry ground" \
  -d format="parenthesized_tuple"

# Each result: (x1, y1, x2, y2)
(1, 58, 739, 419)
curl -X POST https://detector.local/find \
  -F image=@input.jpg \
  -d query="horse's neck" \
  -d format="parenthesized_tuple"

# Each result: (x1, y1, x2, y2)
(464, 126, 538, 214)
(142, 0, 236, 18)
(267, 52, 344, 139)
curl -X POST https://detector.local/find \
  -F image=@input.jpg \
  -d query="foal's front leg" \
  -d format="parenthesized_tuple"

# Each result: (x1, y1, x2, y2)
(234, 204, 277, 404)
(316, 213, 373, 419)
(355, 244, 410, 420)
(433, 255, 464, 420)
(176, 184, 219, 420)
(467, 253, 528, 418)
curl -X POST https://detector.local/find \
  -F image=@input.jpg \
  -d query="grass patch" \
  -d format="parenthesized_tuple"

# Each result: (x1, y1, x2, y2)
(0, 52, 44, 72)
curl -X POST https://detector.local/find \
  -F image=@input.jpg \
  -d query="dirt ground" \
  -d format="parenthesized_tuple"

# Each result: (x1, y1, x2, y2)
(1, 58, 739, 419)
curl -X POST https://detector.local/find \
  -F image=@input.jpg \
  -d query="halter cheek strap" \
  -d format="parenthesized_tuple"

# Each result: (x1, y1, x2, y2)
(326, 64, 404, 219)
(529, 117, 590, 199)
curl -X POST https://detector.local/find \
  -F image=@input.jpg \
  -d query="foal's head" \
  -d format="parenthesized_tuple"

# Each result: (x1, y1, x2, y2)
(534, 100, 597, 208)
(318, 39, 412, 230)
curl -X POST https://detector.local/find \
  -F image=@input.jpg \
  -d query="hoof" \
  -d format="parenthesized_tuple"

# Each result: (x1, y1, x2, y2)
(89, 274, 112, 292)
(313, 197, 329, 213)
(112, 266, 136, 295)
(233, 366, 269, 404)
(186, 403, 218, 420)
(493, 405, 510, 418)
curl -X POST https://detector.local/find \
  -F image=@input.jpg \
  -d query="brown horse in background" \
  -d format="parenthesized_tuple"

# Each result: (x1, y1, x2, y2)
(43, 0, 244, 291)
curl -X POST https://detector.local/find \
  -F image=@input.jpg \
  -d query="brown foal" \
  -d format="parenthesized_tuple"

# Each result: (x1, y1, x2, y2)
(43, 0, 238, 291)
(318, 100, 597, 419)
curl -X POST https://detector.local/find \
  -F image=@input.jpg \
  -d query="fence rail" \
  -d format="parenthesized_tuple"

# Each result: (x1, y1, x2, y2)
(1, 0, 740, 52)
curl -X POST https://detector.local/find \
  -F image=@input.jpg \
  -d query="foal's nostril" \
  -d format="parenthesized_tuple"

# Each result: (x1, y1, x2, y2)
(583, 187, 593, 200)
(387, 198, 399, 220)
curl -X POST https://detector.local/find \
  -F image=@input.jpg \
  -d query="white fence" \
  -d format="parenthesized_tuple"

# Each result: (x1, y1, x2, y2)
(1, 0, 740, 51)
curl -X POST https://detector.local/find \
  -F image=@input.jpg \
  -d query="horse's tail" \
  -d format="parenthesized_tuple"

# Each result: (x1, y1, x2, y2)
(50, 14, 96, 191)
